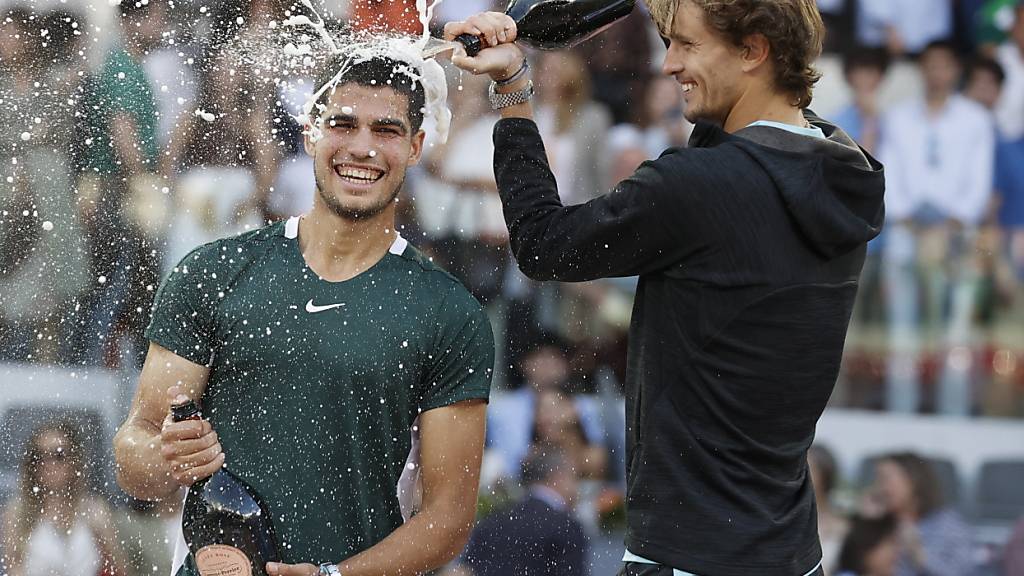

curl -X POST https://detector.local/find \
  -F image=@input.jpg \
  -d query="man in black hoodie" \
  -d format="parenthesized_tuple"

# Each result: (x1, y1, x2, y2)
(447, 1, 884, 575)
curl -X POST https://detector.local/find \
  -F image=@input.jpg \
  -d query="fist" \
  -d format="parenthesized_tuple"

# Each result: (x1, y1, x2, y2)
(160, 386, 225, 486)
(444, 12, 524, 81)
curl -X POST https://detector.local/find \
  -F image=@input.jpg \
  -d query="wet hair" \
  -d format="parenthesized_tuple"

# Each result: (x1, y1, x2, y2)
(878, 452, 945, 518)
(808, 444, 839, 495)
(967, 56, 1006, 87)
(645, 0, 824, 108)
(837, 514, 899, 575)
(842, 46, 891, 78)
(313, 55, 426, 133)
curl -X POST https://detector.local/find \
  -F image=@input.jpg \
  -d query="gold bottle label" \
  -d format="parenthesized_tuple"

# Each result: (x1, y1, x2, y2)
(195, 545, 253, 576)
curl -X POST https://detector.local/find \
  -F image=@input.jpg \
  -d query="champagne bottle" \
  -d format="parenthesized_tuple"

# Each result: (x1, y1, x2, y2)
(457, 0, 636, 55)
(172, 400, 281, 576)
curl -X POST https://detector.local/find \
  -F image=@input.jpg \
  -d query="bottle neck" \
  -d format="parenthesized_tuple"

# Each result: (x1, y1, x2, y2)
(171, 401, 202, 422)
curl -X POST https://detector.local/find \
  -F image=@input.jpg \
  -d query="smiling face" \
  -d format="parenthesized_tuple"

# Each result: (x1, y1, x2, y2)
(660, 0, 747, 126)
(304, 83, 425, 222)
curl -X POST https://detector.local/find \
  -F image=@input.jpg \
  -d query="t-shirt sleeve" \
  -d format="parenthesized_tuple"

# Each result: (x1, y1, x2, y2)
(419, 284, 495, 412)
(145, 248, 219, 366)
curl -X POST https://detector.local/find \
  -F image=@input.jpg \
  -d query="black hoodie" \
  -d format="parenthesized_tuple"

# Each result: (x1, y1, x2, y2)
(492, 112, 884, 576)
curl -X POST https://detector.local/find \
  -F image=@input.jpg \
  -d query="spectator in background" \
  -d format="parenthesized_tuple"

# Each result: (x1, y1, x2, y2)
(487, 339, 606, 481)
(833, 47, 890, 155)
(856, 0, 954, 56)
(0, 7, 87, 363)
(533, 51, 611, 207)
(864, 453, 974, 576)
(159, 51, 277, 272)
(0, 421, 126, 576)
(809, 445, 850, 575)
(72, 0, 165, 368)
(879, 40, 995, 415)
(835, 514, 901, 576)
(996, 2, 1024, 141)
(965, 55, 1008, 112)
(459, 444, 588, 576)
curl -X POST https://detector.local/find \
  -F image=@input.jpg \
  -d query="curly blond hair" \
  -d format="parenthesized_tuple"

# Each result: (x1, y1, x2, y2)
(644, 0, 824, 107)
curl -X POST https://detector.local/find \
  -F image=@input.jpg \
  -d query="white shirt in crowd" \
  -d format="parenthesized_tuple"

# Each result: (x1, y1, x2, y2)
(880, 94, 995, 226)
(857, 0, 952, 54)
(996, 41, 1024, 141)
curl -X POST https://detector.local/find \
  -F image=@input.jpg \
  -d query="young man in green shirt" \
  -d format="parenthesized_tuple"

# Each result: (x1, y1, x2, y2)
(114, 56, 495, 576)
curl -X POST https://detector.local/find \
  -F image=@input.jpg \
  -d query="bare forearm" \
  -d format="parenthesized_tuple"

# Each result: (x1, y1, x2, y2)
(114, 420, 180, 501)
(337, 507, 473, 576)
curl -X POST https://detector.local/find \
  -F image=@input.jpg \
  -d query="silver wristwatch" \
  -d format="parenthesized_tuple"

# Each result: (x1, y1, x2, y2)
(318, 563, 341, 576)
(488, 80, 535, 110)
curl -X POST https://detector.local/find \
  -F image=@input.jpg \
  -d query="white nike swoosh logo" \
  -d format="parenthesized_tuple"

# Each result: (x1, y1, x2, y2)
(305, 299, 346, 313)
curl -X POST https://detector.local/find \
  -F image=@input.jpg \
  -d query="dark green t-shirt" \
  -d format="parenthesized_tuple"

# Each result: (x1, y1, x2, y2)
(147, 217, 494, 571)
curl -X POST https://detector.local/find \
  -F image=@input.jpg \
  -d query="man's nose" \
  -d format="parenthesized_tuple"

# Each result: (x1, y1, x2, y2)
(661, 46, 683, 77)
(347, 126, 375, 158)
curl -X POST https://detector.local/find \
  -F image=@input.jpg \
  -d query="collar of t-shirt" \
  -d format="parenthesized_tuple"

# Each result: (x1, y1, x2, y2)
(747, 119, 827, 140)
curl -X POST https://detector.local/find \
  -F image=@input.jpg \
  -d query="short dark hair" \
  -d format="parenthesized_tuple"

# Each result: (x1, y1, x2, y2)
(313, 55, 425, 133)
(879, 452, 945, 517)
(967, 56, 1006, 86)
(842, 46, 891, 78)
(837, 514, 899, 574)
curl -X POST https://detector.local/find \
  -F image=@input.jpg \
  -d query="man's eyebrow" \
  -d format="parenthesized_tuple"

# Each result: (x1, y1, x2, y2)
(325, 113, 358, 124)
(370, 117, 409, 133)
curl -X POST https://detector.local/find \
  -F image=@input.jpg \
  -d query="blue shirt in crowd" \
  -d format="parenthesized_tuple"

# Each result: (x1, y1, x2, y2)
(996, 137, 1024, 229)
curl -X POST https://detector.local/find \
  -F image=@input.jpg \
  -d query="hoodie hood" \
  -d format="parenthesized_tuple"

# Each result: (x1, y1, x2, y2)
(689, 110, 885, 259)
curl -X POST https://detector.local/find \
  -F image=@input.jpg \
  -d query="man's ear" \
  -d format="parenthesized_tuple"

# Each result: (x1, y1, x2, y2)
(740, 33, 771, 73)
(407, 129, 426, 167)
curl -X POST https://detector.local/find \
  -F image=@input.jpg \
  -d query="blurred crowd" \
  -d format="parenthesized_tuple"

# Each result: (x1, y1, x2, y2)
(1, 0, 1024, 575)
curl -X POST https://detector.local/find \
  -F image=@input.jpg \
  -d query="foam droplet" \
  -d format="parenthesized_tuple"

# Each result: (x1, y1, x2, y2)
(42, 221, 53, 231)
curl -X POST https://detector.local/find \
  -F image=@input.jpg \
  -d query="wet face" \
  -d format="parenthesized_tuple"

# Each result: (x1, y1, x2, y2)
(874, 460, 915, 515)
(920, 46, 961, 97)
(660, 0, 746, 125)
(35, 430, 74, 491)
(304, 83, 424, 221)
